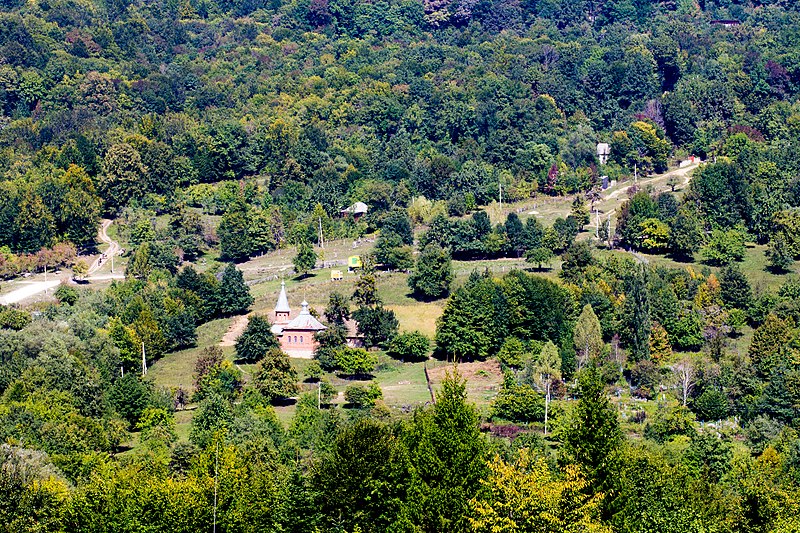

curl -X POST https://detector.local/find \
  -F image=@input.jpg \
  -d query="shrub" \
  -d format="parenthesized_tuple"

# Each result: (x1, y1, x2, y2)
(644, 405, 696, 443)
(336, 347, 378, 376)
(490, 385, 544, 423)
(0, 308, 32, 330)
(387, 331, 430, 361)
(55, 285, 79, 305)
(344, 383, 383, 407)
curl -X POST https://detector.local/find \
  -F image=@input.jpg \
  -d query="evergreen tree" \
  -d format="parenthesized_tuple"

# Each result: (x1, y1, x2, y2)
(648, 323, 672, 363)
(314, 325, 347, 371)
(768, 234, 795, 272)
(406, 369, 487, 532)
(560, 366, 622, 485)
(217, 263, 253, 316)
(748, 314, 796, 378)
(623, 265, 651, 362)
(571, 196, 591, 229)
(352, 258, 381, 307)
(235, 315, 279, 362)
(719, 264, 753, 310)
(561, 241, 595, 283)
(504, 212, 526, 257)
(408, 244, 454, 300)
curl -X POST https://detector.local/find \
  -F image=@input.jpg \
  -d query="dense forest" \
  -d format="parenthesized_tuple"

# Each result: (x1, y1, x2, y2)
(5, 0, 800, 531)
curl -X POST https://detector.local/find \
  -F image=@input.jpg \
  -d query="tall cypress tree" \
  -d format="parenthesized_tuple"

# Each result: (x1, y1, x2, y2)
(624, 265, 651, 362)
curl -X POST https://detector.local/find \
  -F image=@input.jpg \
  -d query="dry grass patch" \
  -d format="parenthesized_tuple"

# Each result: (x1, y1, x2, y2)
(427, 359, 504, 406)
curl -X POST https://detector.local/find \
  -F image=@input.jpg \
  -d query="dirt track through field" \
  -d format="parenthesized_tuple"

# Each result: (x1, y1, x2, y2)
(220, 315, 249, 346)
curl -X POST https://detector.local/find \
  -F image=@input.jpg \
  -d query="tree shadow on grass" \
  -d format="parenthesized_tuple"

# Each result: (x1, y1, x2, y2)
(271, 397, 297, 407)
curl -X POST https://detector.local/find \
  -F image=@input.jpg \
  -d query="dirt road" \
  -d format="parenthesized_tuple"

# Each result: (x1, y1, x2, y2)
(89, 219, 121, 275)
(604, 162, 698, 201)
(0, 280, 62, 305)
(220, 315, 249, 346)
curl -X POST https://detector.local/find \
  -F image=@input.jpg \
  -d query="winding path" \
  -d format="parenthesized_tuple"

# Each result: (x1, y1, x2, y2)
(88, 219, 121, 275)
(1, 220, 123, 306)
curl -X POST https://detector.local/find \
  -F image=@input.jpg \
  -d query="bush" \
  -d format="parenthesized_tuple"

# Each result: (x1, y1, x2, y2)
(644, 405, 696, 443)
(496, 337, 529, 369)
(0, 308, 31, 330)
(387, 331, 430, 361)
(336, 347, 378, 376)
(344, 383, 383, 407)
(55, 285, 78, 305)
(304, 360, 323, 382)
(490, 385, 544, 423)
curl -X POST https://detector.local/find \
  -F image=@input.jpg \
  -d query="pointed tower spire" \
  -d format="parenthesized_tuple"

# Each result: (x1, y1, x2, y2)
(275, 280, 291, 321)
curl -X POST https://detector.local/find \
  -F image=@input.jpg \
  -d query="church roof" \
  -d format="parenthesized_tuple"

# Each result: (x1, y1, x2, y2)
(284, 300, 326, 331)
(274, 281, 291, 314)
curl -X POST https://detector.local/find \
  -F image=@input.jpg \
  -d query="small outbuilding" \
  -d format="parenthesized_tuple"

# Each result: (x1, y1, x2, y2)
(340, 202, 369, 220)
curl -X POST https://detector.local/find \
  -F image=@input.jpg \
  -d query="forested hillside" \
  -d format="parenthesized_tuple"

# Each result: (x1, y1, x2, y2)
(5, 0, 800, 531)
(1, 0, 800, 261)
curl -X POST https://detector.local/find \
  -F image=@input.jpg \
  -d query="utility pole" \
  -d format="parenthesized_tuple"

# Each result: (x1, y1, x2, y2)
(595, 209, 600, 239)
(213, 438, 219, 533)
(499, 181, 502, 211)
(318, 217, 324, 249)
(141, 342, 147, 375)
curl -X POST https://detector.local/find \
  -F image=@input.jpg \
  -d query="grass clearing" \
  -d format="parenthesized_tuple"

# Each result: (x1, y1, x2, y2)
(148, 317, 234, 392)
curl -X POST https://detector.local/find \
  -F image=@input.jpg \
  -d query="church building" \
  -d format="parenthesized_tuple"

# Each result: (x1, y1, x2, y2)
(270, 281, 327, 358)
